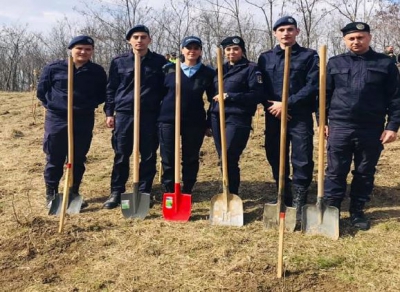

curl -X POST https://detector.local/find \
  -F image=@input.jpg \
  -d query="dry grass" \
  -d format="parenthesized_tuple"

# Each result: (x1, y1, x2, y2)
(1, 91, 400, 291)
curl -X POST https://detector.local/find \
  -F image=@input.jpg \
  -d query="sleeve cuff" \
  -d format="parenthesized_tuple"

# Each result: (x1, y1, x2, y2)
(385, 123, 399, 132)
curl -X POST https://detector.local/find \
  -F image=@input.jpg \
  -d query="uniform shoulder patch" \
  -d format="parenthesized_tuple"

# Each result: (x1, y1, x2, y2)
(256, 71, 263, 84)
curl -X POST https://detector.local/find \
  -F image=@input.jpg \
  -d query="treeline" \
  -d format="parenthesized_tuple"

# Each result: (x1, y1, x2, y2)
(1, 0, 400, 91)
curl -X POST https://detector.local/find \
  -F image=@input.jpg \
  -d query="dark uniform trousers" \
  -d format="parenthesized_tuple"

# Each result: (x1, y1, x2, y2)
(43, 111, 94, 188)
(265, 113, 314, 192)
(158, 122, 205, 193)
(110, 112, 158, 193)
(211, 113, 252, 194)
(324, 126, 383, 203)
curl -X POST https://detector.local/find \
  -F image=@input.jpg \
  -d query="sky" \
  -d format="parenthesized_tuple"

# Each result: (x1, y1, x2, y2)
(0, 0, 163, 33)
(0, 0, 83, 32)
(2, 0, 395, 34)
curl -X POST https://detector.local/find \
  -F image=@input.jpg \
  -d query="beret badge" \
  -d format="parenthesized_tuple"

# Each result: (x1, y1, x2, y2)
(356, 23, 365, 30)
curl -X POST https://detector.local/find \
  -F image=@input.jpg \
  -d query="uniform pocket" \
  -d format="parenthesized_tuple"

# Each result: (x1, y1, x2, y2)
(366, 67, 387, 85)
(52, 73, 68, 92)
(330, 67, 350, 87)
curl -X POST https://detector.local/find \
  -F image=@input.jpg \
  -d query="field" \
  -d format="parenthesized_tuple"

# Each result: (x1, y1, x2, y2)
(1, 91, 400, 291)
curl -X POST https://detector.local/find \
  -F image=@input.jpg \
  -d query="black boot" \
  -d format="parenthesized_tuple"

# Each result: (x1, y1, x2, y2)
(163, 184, 174, 193)
(103, 191, 121, 209)
(349, 200, 370, 231)
(45, 184, 58, 208)
(267, 183, 292, 205)
(284, 183, 293, 206)
(293, 187, 308, 221)
(71, 184, 88, 209)
(182, 181, 194, 194)
(273, 182, 293, 206)
(324, 198, 342, 211)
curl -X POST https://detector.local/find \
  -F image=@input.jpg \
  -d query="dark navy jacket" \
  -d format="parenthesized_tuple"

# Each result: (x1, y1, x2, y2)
(326, 49, 400, 131)
(210, 58, 263, 116)
(104, 50, 167, 116)
(158, 63, 216, 127)
(258, 43, 319, 116)
(37, 60, 107, 115)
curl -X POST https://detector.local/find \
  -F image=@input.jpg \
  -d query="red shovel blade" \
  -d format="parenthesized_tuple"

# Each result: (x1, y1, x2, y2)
(162, 183, 191, 221)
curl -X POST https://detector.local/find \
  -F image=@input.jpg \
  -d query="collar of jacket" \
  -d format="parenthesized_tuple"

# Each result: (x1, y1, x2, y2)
(273, 42, 301, 55)
(65, 59, 92, 70)
(347, 47, 375, 59)
(128, 49, 154, 60)
(223, 57, 249, 70)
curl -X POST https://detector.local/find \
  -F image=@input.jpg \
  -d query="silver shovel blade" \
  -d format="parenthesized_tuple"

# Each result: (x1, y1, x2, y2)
(210, 193, 243, 227)
(121, 186, 150, 219)
(263, 203, 297, 232)
(301, 204, 340, 240)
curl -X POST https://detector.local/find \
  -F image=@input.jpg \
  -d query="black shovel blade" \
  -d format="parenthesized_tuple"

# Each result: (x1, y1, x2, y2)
(120, 183, 150, 219)
(67, 193, 83, 214)
(48, 194, 62, 215)
(48, 192, 83, 216)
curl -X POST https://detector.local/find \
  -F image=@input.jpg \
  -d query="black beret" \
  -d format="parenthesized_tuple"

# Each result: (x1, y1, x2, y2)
(341, 22, 370, 36)
(68, 35, 94, 49)
(273, 16, 297, 31)
(181, 36, 202, 48)
(220, 36, 246, 52)
(126, 24, 150, 40)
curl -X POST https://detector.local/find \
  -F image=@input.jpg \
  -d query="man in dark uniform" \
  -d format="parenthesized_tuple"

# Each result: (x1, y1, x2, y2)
(103, 25, 167, 209)
(324, 22, 400, 230)
(258, 16, 319, 221)
(37, 35, 107, 208)
(384, 45, 398, 65)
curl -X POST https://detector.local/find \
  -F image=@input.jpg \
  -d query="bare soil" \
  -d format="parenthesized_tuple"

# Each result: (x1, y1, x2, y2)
(1, 91, 399, 291)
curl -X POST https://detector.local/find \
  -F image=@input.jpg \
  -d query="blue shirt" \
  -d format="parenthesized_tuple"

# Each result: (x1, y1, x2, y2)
(181, 62, 202, 78)
(159, 63, 215, 126)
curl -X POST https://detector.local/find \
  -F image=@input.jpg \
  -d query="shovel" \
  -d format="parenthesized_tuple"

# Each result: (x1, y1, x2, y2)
(162, 58, 192, 221)
(301, 45, 339, 240)
(120, 52, 150, 219)
(209, 47, 243, 227)
(263, 46, 296, 233)
(57, 55, 82, 232)
(50, 55, 83, 219)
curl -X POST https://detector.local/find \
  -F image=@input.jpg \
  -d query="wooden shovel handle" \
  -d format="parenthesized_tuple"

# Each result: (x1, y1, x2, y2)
(133, 52, 141, 183)
(277, 46, 291, 278)
(217, 47, 230, 201)
(175, 59, 181, 183)
(318, 45, 327, 199)
(277, 46, 291, 210)
(59, 55, 74, 233)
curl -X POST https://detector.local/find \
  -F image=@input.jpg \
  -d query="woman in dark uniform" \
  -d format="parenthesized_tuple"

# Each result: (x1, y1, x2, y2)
(211, 36, 263, 195)
(158, 36, 216, 194)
